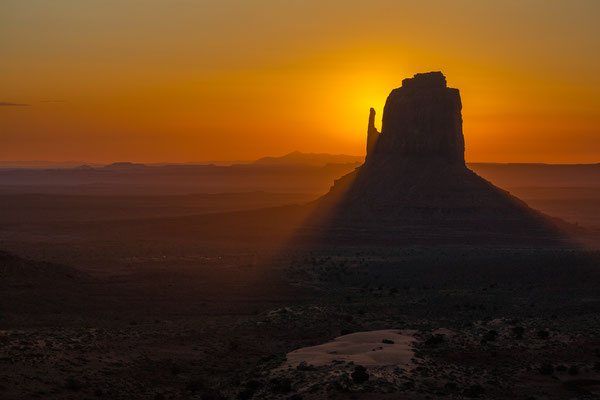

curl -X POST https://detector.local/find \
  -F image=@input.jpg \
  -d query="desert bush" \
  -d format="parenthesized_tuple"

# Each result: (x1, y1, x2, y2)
(269, 377, 292, 393)
(512, 326, 525, 339)
(481, 330, 498, 343)
(351, 365, 369, 383)
(568, 365, 579, 375)
(425, 334, 445, 346)
(296, 361, 316, 371)
(537, 330, 550, 339)
(64, 377, 82, 392)
(201, 388, 225, 400)
(539, 363, 554, 375)
(185, 378, 204, 393)
(463, 384, 485, 398)
(237, 389, 253, 400)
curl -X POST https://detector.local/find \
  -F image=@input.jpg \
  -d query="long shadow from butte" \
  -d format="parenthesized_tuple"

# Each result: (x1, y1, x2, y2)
(288, 72, 575, 247)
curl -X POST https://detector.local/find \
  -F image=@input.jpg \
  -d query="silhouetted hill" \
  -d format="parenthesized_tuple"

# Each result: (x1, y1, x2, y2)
(254, 151, 363, 166)
(103, 162, 148, 169)
(0, 250, 88, 281)
(0, 160, 101, 169)
(0, 162, 359, 195)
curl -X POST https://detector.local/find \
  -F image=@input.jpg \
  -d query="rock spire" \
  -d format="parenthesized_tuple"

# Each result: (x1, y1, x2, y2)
(366, 108, 380, 157)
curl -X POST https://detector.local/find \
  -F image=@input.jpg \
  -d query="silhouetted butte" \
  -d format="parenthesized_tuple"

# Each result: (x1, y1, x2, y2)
(298, 72, 567, 245)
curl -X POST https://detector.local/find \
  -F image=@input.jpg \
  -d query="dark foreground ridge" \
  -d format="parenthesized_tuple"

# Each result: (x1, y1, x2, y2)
(299, 72, 569, 245)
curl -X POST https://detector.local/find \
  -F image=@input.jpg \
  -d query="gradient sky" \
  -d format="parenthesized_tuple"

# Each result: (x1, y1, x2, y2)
(2, 0, 599, 163)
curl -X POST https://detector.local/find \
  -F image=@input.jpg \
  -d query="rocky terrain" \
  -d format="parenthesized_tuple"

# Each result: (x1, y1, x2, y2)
(2, 248, 600, 399)
(0, 72, 598, 399)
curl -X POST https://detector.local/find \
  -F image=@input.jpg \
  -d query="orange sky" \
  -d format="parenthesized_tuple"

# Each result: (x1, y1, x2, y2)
(1, 0, 599, 163)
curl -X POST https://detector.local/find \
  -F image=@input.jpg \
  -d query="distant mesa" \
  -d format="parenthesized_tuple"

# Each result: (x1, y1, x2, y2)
(103, 162, 147, 169)
(300, 72, 569, 245)
(254, 151, 363, 167)
(74, 164, 94, 170)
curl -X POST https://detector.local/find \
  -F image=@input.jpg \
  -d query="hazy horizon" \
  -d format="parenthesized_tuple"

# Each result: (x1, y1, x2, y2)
(0, 150, 599, 167)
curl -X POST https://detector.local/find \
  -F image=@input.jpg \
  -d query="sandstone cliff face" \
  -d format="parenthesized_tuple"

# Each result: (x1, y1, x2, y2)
(373, 72, 464, 164)
(300, 72, 566, 245)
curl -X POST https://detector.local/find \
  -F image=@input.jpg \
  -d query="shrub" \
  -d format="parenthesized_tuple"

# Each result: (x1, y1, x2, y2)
(539, 363, 554, 375)
(269, 377, 292, 393)
(463, 384, 485, 398)
(537, 330, 550, 339)
(481, 330, 498, 343)
(351, 365, 369, 383)
(185, 379, 204, 393)
(425, 334, 445, 346)
(64, 377, 82, 392)
(512, 326, 525, 339)
(296, 362, 316, 371)
(568, 365, 579, 375)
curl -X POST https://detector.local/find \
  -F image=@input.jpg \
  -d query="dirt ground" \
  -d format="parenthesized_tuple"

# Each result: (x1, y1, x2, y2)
(0, 189, 599, 399)
(2, 242, 600, 399)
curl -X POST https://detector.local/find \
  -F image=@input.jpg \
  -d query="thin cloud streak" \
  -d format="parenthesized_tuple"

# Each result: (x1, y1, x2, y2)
(0, 102, 30, 106)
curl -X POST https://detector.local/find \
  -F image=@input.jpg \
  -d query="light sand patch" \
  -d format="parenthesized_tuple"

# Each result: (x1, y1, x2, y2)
(284, 329, 416, 368)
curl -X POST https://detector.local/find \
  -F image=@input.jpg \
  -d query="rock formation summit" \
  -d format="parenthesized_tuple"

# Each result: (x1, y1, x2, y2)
(304, 72, 566, 245)
(369, 71, 464, 163)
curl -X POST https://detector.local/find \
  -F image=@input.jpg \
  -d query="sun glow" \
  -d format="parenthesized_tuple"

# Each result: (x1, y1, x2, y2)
(321, 65, 404, 145)
(1, 1, 599, 163)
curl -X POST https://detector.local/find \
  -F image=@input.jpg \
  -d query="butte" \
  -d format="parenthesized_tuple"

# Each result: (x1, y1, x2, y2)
(297, 72, 568, 246)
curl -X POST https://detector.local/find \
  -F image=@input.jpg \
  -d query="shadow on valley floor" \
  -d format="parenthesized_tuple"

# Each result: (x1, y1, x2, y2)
(2, 246, 600, 399)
